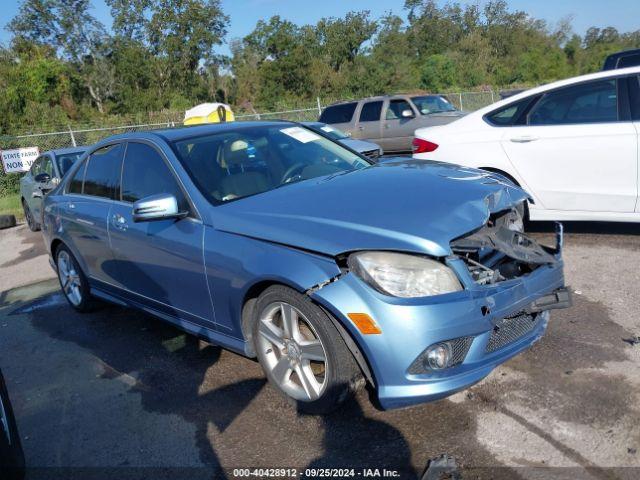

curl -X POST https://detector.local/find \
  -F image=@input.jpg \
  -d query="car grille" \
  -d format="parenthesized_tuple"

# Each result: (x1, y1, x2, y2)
(485, 312, 540, 353)
(407, 336, 474, 374)
(361, 149, 380, 161)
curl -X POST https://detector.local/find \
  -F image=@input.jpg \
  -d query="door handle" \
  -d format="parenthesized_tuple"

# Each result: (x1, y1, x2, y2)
(510, 136, 538, 143)
(111, 213, 128, 231)
(384, 124, 390, 129)
(358, 126, 364, 131)
(32, 191, 42, 199)
(69, 203, 75, 209)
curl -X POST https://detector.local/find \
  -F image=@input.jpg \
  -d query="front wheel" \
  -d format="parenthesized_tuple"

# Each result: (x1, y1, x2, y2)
(22, 201, 39, 232)
(252, 285, 362, 414)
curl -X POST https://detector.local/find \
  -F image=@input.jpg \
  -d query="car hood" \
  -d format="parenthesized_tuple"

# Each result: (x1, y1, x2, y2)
(211, 159, 529, 258)
(339, 138, 381, 153)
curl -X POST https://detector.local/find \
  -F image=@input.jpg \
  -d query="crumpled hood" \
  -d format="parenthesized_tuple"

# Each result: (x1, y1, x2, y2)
(212, 159, 529, 257)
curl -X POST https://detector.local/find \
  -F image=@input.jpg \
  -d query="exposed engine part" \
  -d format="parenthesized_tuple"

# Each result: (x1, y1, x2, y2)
(451, 208, 559, 285)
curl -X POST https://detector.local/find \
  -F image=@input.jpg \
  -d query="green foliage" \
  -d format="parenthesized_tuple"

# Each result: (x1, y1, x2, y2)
(0, 0, 639, 134)
(420, 54, 457, 92)
(0, 173, 22, 197)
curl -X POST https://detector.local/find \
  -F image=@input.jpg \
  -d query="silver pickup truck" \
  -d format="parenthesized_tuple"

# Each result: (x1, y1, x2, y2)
(319, 94, 465, 153)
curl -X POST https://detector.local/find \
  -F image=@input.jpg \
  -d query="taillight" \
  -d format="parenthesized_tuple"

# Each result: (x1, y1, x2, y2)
(412, 137, 439, 154)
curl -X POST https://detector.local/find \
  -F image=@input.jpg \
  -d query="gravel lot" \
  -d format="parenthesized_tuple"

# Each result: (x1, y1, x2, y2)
(0, 222, 639, 479)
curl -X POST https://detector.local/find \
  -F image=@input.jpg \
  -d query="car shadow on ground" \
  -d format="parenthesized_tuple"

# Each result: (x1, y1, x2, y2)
(21, 298, 420, 478)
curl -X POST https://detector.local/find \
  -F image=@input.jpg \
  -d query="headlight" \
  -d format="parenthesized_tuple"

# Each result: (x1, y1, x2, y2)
(347, 251, 463, 298)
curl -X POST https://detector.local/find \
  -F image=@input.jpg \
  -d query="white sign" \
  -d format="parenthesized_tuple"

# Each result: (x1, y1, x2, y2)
(1, 147, 40, 173)
(280, 127, 321, 143)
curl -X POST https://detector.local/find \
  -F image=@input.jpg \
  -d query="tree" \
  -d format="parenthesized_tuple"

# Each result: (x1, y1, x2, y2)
(420, 54, 457, 91)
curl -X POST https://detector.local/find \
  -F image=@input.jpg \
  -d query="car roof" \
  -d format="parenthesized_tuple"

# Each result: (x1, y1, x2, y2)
(46, 146, 89, 156)
(325, 93, 445, 108)
(95, 120, 296, 145)
(473, 65, 640, 117)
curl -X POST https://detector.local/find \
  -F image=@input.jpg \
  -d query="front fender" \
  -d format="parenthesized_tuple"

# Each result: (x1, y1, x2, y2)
(203, 228, 342, 340)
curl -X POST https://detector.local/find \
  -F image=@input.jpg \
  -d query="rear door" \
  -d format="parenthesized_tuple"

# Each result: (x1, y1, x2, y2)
(108, 141, 214, 327)
(381, 98, 421, 152)
(629, 74, 640, 212)
(62, 144, 123, 284)
(353, 100, 383, 143)
(500, 77, 637, 212)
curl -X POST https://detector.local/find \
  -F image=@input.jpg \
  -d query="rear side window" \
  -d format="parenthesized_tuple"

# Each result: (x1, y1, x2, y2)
(485, 97, 534, 126)
(359, 101, 383, 122)
(319, 103, 357, 124)
(83, 144, 124, 199)
(68, 161, 86, 194)
(528, 79, 618, 125)
(121, 142, 189, 211)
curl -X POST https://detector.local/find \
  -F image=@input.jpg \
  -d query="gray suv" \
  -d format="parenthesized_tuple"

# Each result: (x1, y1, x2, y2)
(20, 147, 87, 231)
(319, 94, 465, 153)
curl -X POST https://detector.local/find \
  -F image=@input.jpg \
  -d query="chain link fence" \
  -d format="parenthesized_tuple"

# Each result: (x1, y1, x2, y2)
(0, 90, 498, 157)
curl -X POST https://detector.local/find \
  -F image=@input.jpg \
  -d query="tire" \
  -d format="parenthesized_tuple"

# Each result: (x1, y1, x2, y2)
(252, 285, 362, 414)
(55, 244, 95, 313)
(21, 201, 39, 232)
(0, 371, 25, 480)
(0, 215, 17, 230)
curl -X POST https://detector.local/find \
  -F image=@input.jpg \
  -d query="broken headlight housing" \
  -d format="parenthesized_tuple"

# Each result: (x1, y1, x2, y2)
(348, 251, 463, 298)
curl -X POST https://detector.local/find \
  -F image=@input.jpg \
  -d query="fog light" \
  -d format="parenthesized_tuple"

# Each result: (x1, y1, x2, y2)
(425, 343, 452, 370)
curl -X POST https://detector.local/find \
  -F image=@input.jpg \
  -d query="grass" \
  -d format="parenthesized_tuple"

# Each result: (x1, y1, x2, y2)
(0, 193, 23, 220)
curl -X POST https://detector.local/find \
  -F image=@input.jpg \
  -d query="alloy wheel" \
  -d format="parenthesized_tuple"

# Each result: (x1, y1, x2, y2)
(57, 250, 82, 306)
(257, 301, 328, 401)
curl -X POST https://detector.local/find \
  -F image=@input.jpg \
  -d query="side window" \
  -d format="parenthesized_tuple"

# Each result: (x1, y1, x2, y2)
(318, 103, 357, 124)
(528, 79, 618, 125)
(359, 101, 383, 122)
(485, 97, 534, 126)
(83, 144, 124, 199)
(386, 100, 413, 120)
(41, 156, 53, 177)
(68, 160, 86, 194)
(30, 157, 42, 176)
(121, 142, 189, 211)
(629, 75, 640, 121)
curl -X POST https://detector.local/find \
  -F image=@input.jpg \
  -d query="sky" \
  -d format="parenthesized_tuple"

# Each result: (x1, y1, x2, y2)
(0, 0, 638, 56)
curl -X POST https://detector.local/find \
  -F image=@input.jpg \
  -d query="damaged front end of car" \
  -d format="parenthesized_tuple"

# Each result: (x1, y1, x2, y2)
(450, 205, 571, 312)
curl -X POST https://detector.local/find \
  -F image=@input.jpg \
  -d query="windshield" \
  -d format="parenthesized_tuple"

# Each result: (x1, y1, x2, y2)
(310, 123, 350, 141)
(54, 152, 84, 176)
(171, 124, 371, 203)
(411, 95, 457, 114)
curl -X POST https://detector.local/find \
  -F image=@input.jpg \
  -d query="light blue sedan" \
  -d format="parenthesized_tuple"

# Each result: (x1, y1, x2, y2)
(42, 122, 569, 413)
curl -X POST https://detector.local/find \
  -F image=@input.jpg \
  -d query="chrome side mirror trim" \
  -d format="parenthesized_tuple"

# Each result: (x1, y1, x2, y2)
(132, 193, 187, 222)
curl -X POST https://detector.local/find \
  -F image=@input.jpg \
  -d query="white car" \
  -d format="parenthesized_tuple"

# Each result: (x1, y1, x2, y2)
(413, 66, 640, 222)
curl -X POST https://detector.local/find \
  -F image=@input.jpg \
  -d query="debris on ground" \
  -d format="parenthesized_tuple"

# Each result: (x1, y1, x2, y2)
(622, 336, 640, 346)
(422, 454, 461, 480)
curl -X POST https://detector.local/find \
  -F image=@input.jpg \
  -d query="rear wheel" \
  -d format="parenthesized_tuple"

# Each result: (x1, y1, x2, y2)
(22, 200, 39, 232)
(253, 285, 362, 414)
(56, 245, 95, 312)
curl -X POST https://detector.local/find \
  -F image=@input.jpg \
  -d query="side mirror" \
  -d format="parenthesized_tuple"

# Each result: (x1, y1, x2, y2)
(401, 109, 415, 118)
(132, 193, 188, 223)
(34, 172, 51, 184)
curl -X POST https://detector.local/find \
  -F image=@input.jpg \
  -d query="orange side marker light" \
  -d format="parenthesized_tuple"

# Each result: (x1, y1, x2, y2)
(347, 313, 382, 335)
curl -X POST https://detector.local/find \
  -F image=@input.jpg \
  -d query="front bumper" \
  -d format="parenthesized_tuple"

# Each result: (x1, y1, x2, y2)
(311, 250, 566, 410)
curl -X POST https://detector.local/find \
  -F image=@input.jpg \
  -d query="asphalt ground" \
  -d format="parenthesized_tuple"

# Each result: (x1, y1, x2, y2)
(0, 222, 639, 479)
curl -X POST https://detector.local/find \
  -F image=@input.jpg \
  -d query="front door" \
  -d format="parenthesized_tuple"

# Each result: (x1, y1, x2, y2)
(501, 78, 637, 212)
(108, 141, 215, 327)
(381, 98, 421, 152)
